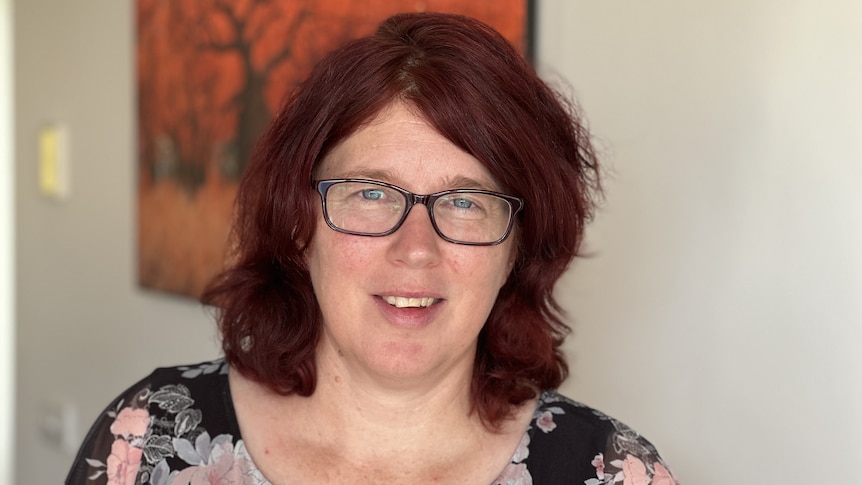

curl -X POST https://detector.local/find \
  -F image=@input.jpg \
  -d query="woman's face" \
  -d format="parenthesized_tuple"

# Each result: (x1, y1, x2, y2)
(307, 102, 516, 387)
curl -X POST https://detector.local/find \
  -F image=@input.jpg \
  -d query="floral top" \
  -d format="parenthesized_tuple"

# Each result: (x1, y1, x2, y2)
(66, 359, 679, 485)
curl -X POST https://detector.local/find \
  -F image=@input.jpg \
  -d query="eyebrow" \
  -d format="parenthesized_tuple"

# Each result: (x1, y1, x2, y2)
(337, 168, 398, 182)
(443, 175, 498, 191)
(335, 169, 500, 192)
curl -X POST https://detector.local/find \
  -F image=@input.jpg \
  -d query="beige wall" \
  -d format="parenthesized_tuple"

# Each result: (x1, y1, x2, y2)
(12, 1, 217, 483)
(6, 0, 862, 484)
(542, 1, 862, 484)
(0, 0, 13, 483)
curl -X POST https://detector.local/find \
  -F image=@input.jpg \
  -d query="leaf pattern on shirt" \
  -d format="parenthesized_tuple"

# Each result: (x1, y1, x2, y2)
(82, 360, 270, 485)
(75, 360, 679, 485)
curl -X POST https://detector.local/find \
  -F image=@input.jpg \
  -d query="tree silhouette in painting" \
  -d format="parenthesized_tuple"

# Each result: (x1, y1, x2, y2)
(198, 1, 316, 179)
(138, 0, 317, 191)
(137, 0, 529, 298)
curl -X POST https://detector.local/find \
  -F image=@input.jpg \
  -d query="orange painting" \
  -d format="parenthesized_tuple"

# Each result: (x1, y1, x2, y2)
(137, 0, 532, 298)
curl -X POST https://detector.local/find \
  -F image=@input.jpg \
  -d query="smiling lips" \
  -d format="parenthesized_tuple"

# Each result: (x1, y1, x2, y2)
(380, 296, 439, 308)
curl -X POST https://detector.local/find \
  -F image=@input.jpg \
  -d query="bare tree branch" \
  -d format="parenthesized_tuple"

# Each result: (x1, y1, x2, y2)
(263, 7, 312, 73)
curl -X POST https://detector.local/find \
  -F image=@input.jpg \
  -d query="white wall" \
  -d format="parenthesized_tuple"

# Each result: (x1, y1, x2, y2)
(9, 0, 862, 484)
(541, 1, 862, 484)
(13, 1, 217, 483)
(0, 0, 14, 483)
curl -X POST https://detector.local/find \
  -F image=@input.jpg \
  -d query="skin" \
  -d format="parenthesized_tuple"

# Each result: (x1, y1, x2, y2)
(230, 101, 532, 484)
(308, 101, 517, 393)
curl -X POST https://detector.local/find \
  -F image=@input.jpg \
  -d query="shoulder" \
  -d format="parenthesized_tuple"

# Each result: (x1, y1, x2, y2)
(66, 359, 252, 485)
(524, 390, 679, 485)
(103, 359, 233, 432)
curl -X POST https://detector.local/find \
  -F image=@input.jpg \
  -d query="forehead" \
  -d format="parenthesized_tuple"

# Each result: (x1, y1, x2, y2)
(318, 102, 499, 192)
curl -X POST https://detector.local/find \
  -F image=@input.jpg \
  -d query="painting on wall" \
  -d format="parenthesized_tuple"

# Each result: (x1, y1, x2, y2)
(137, 0, 533, 299)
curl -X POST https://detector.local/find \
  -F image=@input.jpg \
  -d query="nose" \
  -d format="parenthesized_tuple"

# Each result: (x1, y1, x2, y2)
(386, 203, 442, 267)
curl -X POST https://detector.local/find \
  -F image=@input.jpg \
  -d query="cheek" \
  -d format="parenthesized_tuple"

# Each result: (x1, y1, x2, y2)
(449, 248, 513, 291)
(335, 234, 374, 270)
(309, 229, 373, 282)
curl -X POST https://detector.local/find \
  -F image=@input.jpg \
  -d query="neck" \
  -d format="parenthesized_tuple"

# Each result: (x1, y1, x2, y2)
(300, 339, 482, 455)
(324, 349, 473, 424)
(227, 346, 537, 484)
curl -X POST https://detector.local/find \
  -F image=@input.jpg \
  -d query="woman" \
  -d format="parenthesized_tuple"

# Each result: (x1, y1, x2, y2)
(67, 12, 679, 485)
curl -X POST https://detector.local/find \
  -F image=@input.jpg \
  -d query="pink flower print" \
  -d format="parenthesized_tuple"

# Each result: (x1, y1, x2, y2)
(591, 453, 605, 479)
(652, 462, 677, 485)
(105, 439, 143, 485)
(511, 432, 530, 463)
(172, 438, 262, 484)
(109, 407, 149, 439)
(536, 410, 557, 433)
(622, 455, 648, 485)
(492, 462, 532, 485)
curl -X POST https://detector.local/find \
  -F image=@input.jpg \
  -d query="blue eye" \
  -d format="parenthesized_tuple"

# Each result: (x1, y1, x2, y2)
(361, 189, 384, 201)
(452, 198, 474, 209)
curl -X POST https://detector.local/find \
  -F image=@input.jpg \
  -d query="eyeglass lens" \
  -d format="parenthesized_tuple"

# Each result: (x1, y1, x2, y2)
(321, 180, 516, 244)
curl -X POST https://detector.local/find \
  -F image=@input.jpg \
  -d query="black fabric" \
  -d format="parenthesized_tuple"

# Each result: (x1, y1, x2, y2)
(66, 359, 678, 484)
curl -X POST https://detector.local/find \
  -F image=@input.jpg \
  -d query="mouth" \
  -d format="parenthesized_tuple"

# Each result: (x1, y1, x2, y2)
(379, 296, 441, 308)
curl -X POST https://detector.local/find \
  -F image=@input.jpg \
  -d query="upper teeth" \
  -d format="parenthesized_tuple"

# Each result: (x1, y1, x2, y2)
(382, 296, 436, 308)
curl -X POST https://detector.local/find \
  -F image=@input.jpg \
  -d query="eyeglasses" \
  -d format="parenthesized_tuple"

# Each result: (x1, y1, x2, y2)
(315, 179, 524, 246)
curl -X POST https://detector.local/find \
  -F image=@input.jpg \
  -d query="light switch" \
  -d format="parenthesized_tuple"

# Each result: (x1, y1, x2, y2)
(38, 124, 69, 199)
(40, 397, 79, 454)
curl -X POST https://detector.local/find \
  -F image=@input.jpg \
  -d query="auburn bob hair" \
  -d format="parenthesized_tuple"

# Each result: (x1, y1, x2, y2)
(203, 12, 601, 429)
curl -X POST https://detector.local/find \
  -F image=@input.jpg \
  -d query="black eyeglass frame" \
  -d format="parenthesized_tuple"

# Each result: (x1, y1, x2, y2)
(314, 178, 524, 246)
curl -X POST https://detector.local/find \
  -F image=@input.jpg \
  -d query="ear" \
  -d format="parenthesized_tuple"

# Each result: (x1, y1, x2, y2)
(498, 240, 519, 290)
(505, 227, 520, 273)
(297, 231, 313, 270)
